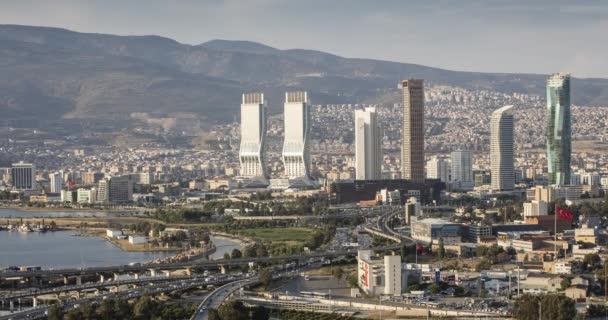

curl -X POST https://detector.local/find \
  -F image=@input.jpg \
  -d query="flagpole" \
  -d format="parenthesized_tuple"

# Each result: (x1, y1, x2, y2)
(554, 203, 557, 262)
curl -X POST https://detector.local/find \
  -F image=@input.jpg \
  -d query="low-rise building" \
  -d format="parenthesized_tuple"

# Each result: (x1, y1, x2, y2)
(357, 250, 402, 296)
(128, 235, 148, 245)
(106, 229, 123, 238)
(411, 218, 461, 245)
(564, 285, 587, 300)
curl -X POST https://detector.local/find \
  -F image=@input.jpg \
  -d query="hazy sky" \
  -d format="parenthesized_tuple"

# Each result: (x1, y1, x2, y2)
(2, 0, 607, 78)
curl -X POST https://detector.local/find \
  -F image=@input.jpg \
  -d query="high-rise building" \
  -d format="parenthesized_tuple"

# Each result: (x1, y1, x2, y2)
(11, 162, 35, 190)
(491, 105, 515, 191)
(355, 107, 381, 180)
(282, 92, 311, 179)
(451, 150, 474, 191)
(49, 172, 62, 193)
(81, 172, 104, 185)
(426, 156, 449, 183)
(239, 93, 267, 178)
(546, 73, 571, 186)
(97, 175, 133, 203)
(401, 80, 425, 183)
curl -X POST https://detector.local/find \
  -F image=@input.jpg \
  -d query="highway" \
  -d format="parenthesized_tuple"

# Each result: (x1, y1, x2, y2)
(192, 278, 258, 320)
(0, 244, 400, 281)
(0, 274, 203, 300)
(0, 275, 247, 320)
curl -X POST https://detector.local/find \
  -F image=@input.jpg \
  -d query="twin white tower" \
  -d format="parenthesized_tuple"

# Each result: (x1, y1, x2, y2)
(239, 92, 311, 181)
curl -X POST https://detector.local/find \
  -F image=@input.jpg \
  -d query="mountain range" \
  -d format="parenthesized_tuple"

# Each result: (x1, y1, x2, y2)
(1, 24, 607, 123)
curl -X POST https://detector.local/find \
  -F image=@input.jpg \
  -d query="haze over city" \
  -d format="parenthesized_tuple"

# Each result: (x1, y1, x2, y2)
(0, 1, 607, 320)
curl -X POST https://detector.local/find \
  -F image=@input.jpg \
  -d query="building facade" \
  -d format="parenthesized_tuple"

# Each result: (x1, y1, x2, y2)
(49, 171, 62, 193)
(451, 150, 474, 191)
(426, 156, 449, 183)
(355, 107, 381, 180)
(239, 93, 267, 178)
(401, 80, 425, 183)
(282, 92, 311, 179)
(11, 162, 35, 190)
(357, 250, 402, 296)
(490, 105, 515, 191)
(546, 73, 571, 186)
(97, 175, 133, 203)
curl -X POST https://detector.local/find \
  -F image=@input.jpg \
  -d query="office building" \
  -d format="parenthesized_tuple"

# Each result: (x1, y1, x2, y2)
(11, 162, 35, 190)
(355, 107, 381, 180)
(451, 150, 474, 191)
(81, 172, 104, 185)
(97, 175, 133, 203)
(401, 79, 425, 183)
(49, 172, 62, 193)
(546, 73, 571, 186)
(523, 200, 548, 217)
(77, 188, 97, 204)
(426, 156, 449, 183)
(491, 105, 515, 191)
(404, 196, 420, 225)
(239, 93, 267, 178)
(282, 92, 311, 179)
(357, 250, 402, 296)
(411, 218, 462, 245)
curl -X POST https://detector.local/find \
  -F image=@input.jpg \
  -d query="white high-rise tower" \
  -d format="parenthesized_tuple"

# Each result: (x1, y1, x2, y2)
(282, 92, 311, 179)
(491, 105, 515, 191)
(355, 107, 381, 180)
(239, 93, 267, 178)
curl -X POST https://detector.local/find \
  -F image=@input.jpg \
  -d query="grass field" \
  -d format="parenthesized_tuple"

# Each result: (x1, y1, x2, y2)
(237, 227, 313, 245)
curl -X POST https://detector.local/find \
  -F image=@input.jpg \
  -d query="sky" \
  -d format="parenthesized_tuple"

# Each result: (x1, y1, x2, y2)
(1, 0, 607, 78)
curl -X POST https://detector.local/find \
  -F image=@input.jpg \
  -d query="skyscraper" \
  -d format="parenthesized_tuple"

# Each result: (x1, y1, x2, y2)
(491, 105, 515, 191)
(239, 93, 267, 178)
(97, 175, 133, 203)
(401, 80, 425, 183)
(546, 73, 571, 185)
(49, 171, 62, 193)
(282, 92, 311, 179)
(355, 107, 381, 180)
(11, 162, 35, 190)
(451, 150, 474, 191)
(426, 156, 449, 183)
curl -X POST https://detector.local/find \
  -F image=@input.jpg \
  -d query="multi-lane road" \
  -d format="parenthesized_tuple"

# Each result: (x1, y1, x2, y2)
(0, 275, 245, 320)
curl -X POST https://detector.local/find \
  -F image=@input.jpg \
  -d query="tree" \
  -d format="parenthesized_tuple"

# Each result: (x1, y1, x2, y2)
(48, 304, 63, 320)
(224, 252, 231, 260)
(400, 245, 408, 261)
(231, 249, 243, 259)
(429, 283, 441, 294)
(259, 268, 273, 289)
(134, 295, 156, 320)
(249, 305, 270, 320)
(560, 277, 571, 291)
(208, 309, 221, 320)
(333, 267, 344, 280)
(438, 237, 446, 259)
(98, 299, 117, 320)
(513, 294, 576, 320)
(583, 253, 601, 270)
(256, 244, 268, 257)
(218, 300, 248, 320)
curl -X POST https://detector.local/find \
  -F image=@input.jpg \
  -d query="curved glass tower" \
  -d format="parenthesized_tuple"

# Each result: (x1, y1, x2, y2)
(546, 73, 571, 185)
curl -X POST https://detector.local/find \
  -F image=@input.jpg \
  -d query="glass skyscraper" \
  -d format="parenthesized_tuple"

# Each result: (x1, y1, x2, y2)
(546, 73, 571, 185)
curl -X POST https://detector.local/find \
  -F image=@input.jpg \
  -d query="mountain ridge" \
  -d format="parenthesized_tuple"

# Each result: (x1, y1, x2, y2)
(0, 24, 607, 123)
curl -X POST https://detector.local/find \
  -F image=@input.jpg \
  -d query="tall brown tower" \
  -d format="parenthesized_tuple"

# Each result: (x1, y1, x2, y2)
(401, 79, 425, 183)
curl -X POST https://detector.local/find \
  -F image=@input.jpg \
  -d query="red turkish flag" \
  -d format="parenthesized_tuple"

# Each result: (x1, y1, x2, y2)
(557, 207, 573, 221)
